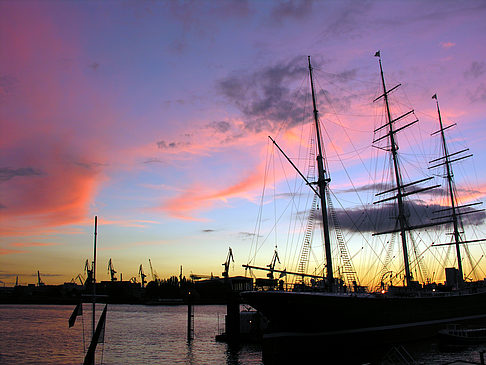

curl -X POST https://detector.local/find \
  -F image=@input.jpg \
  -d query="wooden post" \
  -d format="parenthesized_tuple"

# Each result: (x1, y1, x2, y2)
(187, 292, 194, 341)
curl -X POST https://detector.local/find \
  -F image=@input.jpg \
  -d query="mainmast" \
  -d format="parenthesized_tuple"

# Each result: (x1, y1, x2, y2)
(308, 56, 334, 288)
(372, 52, 440, 287)
(376, 55, 412, 287)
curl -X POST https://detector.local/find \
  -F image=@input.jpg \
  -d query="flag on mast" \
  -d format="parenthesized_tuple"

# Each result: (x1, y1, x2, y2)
(68, 302, 83, 328)
(432, 94, 437, 99)
(374, 50, 381, 57)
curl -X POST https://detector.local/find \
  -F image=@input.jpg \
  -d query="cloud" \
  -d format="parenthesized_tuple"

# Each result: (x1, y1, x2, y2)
(216, 57, 360, 136)
(269, 0, 314, 23)
(160, 166, 264, 221)
(464, 61, 486, 79)
(217, 58, 309, 133)
(0, 167, 42, 182)
(10, 242, 60, 247)
(319, 200, 486, 234)
(440, 41, 456, 49)
(0, 248, 27, 255)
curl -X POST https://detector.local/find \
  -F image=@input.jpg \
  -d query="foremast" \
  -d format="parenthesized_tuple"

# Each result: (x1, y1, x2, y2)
(308, 56, 334, 288)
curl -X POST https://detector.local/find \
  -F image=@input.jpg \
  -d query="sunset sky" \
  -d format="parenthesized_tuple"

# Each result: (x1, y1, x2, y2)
(1, 0, 486, 286)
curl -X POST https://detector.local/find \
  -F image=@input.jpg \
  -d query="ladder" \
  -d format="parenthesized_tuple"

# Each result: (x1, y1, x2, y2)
(328, 193, 359, 289)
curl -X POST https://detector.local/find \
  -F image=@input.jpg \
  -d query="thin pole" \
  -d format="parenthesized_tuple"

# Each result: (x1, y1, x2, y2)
(92, 216, 97, 337)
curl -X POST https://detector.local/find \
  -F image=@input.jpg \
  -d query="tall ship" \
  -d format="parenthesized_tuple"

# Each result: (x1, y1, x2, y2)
(240, 53, 486, 362)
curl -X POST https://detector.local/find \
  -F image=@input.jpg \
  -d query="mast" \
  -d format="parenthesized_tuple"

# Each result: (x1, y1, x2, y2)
(434, 96, 464, 284)
(376, 56, 412, 287)
(92, 216, 97, 337)
(308, 56, 334, 288)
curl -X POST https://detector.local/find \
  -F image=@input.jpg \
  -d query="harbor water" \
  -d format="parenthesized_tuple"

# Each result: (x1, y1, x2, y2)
(0, 304, 262, 365)
(1, 304, 486, 364)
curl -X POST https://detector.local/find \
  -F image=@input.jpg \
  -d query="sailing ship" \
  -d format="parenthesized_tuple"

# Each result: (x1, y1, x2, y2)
(68, 216, 108, 365)
(240, 53, 486, 361)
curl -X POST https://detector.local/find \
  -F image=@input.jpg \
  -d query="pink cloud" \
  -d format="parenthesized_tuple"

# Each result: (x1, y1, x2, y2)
(440, 42, 456, 49)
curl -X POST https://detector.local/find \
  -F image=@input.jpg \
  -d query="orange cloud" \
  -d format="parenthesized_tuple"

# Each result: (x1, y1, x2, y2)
(161, 165, 264, 221)
(10, 242, 60, 247)
(0, 248, 27, 255)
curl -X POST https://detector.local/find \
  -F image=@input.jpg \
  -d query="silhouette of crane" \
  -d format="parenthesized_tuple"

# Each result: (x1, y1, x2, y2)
(107, 259, 117, 282)
(139, 264, 147, 288)
(222, 247, 234, 279)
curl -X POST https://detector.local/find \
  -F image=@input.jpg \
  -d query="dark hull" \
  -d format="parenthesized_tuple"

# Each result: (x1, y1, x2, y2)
(241, 290, 486, 363)
(241, 290, 486, 333)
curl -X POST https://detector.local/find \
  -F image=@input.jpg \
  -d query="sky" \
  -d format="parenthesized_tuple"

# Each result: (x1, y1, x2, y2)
(1, 0, 486, 286)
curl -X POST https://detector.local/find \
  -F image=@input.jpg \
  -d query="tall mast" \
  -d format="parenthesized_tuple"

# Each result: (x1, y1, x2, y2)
(308, 56, 334, 287)
(434, 96, 464, 284)
(92, 216, 97, 337)
(377, 55, 412, 286)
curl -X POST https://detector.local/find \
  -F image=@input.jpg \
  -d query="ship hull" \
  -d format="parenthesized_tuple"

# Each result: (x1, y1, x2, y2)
(241, 290, 486, 334)
(241, 289, 486, 363)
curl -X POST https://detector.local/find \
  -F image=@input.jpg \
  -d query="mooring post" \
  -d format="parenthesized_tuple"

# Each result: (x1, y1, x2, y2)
(187, 292, 194, 341)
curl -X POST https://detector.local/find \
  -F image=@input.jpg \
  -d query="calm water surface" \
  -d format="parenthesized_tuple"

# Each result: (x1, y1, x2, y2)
(2, 304, 486, 364)
(0, 304, 262, 365)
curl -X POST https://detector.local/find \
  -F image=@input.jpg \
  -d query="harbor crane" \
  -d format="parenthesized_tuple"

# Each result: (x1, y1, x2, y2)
(37, 271, 45, 286)
(84, 259, 93, 285)
(222, 247, 234, 279)
(71, 274, 85, 286)
(139, 264, 147, 288)
(148, 259, 159, 283)
(108, 259, 117, 281)
(267, 250, 281, 280)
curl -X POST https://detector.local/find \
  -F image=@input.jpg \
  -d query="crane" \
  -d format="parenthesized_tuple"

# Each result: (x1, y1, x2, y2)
(84, 259, 93, 285)
(37, 271, 45, 286)
(267, 250, 281, 280)
(71, 273, 85, 285)
(139, 264, 147, 288)
(222, 247, 234, 279)
(148, 259, 159, 283)
(107, 259, 117, 282)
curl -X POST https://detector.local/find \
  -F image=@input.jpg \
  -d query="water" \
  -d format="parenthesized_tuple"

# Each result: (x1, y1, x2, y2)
(0, 304, 263, 365)
(1, 304, 485, 364)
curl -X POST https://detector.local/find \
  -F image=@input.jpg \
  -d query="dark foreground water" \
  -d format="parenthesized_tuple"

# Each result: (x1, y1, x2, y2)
(0, 304, 262, 365)
(1, 304, 485, 364)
